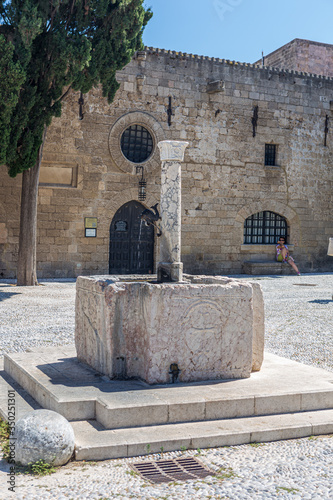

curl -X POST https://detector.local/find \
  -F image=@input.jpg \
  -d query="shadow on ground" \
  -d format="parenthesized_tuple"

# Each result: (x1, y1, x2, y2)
(308, 299, 333, 304)
(0, 290, 20, 303)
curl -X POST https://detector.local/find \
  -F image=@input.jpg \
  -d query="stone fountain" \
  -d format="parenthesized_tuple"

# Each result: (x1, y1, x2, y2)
(3, 140, 333, 462)
(75, 141, 264, 384)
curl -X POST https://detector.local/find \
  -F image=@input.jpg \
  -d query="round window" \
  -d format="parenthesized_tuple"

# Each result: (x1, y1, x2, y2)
(120, 125, 153, 163)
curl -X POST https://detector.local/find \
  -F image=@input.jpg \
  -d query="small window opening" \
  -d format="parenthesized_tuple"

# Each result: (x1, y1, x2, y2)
(265, 144, 277, 166)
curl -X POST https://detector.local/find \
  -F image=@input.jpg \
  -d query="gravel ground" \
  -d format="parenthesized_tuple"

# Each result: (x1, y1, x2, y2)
(0, 280, 76, 358)
(251, 273, 333, 373)
(0, 273, 332, 499)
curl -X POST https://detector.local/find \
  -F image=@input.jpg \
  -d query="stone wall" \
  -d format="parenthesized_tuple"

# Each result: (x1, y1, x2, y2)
(258, 39, 333, 78)
(0, 168, 21, 278)
(1, 46, 333, 278)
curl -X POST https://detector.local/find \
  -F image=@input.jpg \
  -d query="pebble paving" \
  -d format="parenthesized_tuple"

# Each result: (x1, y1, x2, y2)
(0, 273, 332, 499)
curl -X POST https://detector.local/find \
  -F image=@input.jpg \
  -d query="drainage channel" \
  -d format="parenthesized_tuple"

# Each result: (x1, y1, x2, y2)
(131, 456, 215, 484)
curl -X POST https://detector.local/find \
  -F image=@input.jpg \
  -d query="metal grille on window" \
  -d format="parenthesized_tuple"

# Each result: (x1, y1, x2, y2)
(265, 144, 277, 166)
(121, 125, 153, 163)
(244, 211, 287, 244)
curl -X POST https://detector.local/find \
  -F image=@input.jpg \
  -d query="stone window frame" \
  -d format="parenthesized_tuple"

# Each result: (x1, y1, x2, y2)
(108, 111, 165, 175)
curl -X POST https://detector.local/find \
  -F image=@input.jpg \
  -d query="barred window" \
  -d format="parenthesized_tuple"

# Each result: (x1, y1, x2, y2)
(265, 144, 277, 166)
(244, 211, 287, 244)
(121, 125, 153, 163)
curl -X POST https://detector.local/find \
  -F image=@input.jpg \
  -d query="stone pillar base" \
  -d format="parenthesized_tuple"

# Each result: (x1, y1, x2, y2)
(157, 262, 183, 282)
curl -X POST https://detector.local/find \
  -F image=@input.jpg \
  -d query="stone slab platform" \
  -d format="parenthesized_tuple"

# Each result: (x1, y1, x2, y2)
(2, 346, 333, 426)
(1, 346, 333, 460)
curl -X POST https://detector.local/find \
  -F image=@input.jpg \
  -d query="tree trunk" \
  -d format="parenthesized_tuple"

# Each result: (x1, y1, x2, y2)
(16, 128, 47, 286)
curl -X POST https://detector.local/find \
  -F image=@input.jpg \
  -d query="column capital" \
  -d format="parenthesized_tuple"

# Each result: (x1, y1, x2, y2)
(157, 140, 189, 162)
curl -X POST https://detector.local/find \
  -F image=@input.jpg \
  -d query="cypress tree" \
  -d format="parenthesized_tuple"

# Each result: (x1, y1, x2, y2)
(0, 34, 25, 165)
(0, 0, 152, 285)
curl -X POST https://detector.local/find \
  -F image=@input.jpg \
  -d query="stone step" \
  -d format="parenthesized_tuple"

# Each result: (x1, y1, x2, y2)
(3, 347, 333, 430)
(242, 261, 294, 275)
(0, 358, 42, 422)
(72, 409, 333, 461)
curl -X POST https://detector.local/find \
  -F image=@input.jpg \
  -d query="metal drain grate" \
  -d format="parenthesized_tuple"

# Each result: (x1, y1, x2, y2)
(131, 456, 215, 484)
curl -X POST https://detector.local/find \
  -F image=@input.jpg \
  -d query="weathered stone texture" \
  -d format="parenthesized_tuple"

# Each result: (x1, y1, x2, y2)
(1, 45, 333, 277)
(258, 38, 333, 77)
(75, 275, 264, 384)
(15, 409, 75, 466)
(157, 140, 188, 281)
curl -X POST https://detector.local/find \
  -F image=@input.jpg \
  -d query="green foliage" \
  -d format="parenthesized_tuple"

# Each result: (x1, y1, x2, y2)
(125, 469, 139, 477)
(0, 0, 152, 177)
(0, 35, 25, 164)
(26, 459, 56, 476)
(0, 417, 10, 460)
(215, 466, 237, 481)
(276, 486, 300, 494)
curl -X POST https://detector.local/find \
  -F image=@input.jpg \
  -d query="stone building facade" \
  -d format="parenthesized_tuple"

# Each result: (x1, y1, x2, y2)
(1, 41, 333, 278)
(258, 38, 333, 78)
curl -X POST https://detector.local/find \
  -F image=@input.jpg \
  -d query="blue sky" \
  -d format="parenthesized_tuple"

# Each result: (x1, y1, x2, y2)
(143, 0, 333, 63)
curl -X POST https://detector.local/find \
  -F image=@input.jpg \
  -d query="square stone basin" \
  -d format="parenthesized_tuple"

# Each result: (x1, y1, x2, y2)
(75, 275, 264, 384)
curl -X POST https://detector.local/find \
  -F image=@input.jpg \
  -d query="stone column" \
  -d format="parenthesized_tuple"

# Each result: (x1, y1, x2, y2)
(157, 140, 189, 282)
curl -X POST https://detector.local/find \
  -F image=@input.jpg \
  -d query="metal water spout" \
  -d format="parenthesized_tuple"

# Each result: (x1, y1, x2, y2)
(141, 203, 162, 236)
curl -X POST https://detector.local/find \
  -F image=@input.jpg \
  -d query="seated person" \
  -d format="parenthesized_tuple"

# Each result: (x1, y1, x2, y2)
(276, 236, 300, 275)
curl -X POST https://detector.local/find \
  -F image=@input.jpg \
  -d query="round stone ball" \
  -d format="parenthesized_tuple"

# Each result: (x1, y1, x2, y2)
(15, 409, 75, 466)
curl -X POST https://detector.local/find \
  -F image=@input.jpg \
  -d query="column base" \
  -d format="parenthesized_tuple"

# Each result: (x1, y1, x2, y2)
(157, 262, 183, 282)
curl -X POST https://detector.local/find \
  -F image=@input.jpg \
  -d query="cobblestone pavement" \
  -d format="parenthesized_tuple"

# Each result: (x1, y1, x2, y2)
(0, 274, 332, 499)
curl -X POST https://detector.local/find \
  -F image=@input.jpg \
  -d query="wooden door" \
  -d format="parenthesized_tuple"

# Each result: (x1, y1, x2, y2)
(109, 201, 154, 274)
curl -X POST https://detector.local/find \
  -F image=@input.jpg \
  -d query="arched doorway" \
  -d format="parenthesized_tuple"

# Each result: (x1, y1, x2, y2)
(109, 200, 154, 274)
